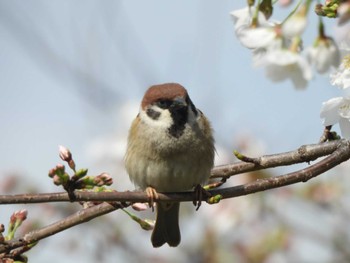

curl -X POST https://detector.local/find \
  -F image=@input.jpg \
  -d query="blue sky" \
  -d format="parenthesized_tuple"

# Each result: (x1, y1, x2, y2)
(0, 1, 340, 177)
(0, 1, 344, 262)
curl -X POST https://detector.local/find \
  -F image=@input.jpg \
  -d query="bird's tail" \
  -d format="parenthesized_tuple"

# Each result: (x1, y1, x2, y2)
(151, 202, 180, 247)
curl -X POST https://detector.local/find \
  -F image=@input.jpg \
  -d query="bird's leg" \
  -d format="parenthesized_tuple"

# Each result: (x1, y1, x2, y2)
(146, 186, 159, 212)
(193, 184, 211, 211)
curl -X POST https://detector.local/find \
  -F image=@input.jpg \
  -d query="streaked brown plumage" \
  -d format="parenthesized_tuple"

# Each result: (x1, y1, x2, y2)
(125, 83, 214, 247)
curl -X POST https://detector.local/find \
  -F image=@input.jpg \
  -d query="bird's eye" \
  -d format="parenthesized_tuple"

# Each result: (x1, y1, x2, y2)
(156, 99, 172, 109)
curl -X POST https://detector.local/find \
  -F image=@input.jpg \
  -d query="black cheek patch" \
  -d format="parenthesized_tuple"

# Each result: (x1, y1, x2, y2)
(146, 108, 161, 120)
(168, 106, 188, 138)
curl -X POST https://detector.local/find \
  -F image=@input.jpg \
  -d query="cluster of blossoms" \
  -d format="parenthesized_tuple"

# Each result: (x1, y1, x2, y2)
(230, 0, 350, 137)
(321, 55, 350, 138)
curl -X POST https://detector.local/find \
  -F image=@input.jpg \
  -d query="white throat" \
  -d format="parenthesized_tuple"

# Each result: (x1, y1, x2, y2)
(139, 105, 174, 129)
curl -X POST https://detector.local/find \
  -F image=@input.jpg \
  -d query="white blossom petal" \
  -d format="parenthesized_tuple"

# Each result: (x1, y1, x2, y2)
(256, 49, 312, 89)
(339, 98, 350, 118)
(320, 96, 350, 138)
(339, 117, 350, 138)
(230, 7, 278, 50)
(334, 22, 350, 52)
(330, 61, 350, 89)
(307, 38, 340, 74)
(282, 15, 307, 38)
(230, 7, 268, 30)
(236, 26, 277, 49)
(320, 97, 343, 126)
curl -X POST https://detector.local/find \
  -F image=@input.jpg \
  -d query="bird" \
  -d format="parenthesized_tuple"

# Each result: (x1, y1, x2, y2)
(125, 83, 215, 247)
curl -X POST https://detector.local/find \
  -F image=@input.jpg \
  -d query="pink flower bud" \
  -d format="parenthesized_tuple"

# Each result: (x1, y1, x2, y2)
(95, 173, 113, 186)
(68, 159, 76, 171)
(48, 168, 56, 178)
(279, 0, 293, 7)
(16, 209, 28, 221)
(132, 203, 149, 211)
(56, 163, 65, 171)
(53, 175, 62, 185)
(338, 2, 350, 25)
(59, 145, 72, 162)
(10, 209, 28, 223)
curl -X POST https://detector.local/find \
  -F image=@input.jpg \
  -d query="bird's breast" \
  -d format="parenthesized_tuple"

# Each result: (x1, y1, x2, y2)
(125, 114, 214, 192)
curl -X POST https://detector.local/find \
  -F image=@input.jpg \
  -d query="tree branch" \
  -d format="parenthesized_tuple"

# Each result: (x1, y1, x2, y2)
(0, 139, 347, 205)
(0, 202, 121, 254)
(210, 139, 342, 178)
(210, 139, 350, 198)
(0, 139, 349, 254)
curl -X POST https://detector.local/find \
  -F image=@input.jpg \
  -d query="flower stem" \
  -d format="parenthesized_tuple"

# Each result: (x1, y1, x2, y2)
(251, 0, 262, 27)
(281, 0, 303, 24)
(290, 36, 302, 52)
(318, 16, 326, 39)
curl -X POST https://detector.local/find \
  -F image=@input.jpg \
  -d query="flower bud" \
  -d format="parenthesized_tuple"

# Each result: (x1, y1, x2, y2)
(9, 209, 28, 237)
(68, 160, 76, 171)
(48, 168, 56, 178)
(14, 209, 28, 221)
(53, 175, 62, 186)
(123, 209, 155, 231)
(55, 163, 65, 176)
(140, 219, 155, 231)
(208, 194, 223, 204)
(338, 2, 350, 25)
(76, 176, 94, 189)
(74, 168, 88, 179)
(132, 203, 149, 211)
(307, 36, 340, 74)
(58, 145, 72, 162)
(282, 12, 307, 38)
(279, 0, 293, 7)
(94, 173, 113, 186)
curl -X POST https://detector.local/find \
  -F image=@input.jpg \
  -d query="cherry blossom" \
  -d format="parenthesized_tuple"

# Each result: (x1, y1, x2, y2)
(307, 37, 340, 74)
(255, 49, 312, 89)
(282, 13, 307, 38)
(230, 7, 268, 31)
(320, 96, 350, 138)
(330, 55, 350, 89)
(230, 7, 276, 50)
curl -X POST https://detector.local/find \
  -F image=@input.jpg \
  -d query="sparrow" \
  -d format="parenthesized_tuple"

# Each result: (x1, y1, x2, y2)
(125, 83, 215, 247)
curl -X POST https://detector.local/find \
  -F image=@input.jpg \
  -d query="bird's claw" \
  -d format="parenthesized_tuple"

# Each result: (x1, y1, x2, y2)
(146, 187, 159, 211)
(193, 184, 211, 211)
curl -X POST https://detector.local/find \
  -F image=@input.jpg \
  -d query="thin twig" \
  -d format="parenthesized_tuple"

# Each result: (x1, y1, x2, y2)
(210, 139, 350, 198)
(319, 125, 333, 143)
(0, 202, 122, 254)
(210, 139, 342, 178)
(0, 140, 346, 205)
(0, 139, 349, 254)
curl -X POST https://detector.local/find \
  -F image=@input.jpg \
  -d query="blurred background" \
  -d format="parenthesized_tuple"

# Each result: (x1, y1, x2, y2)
(1, 1, 349, 262)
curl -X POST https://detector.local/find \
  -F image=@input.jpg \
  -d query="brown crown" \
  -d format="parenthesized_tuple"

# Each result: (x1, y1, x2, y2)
(141, 83, 188, 109)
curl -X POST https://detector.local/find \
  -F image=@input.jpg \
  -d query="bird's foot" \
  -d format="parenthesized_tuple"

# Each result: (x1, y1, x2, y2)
(145, 187, 159, 212)
(193, 184, 211, 211)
